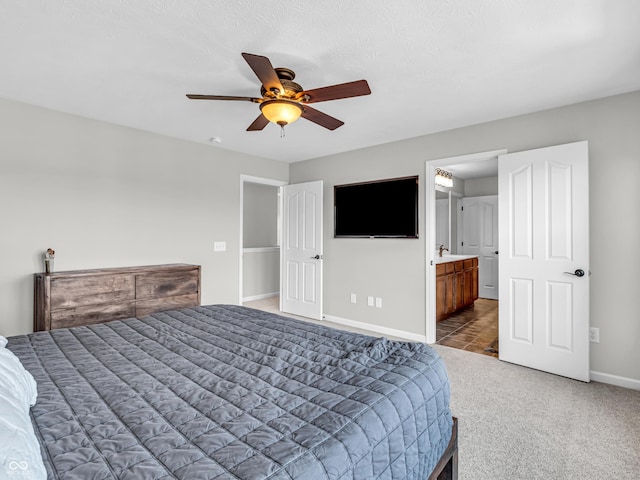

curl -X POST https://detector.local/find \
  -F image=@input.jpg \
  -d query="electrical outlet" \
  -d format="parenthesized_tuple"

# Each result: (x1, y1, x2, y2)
(589, 327, 600, 343)
(375, 297, 382, 308)
(350, 293, 357, 304)
(367, 296, 374, 307)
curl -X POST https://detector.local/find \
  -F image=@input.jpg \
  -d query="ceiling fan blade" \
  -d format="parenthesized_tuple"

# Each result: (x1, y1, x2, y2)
(186, 94, 259, 102)
(301, 106, 344, 130)
(300, 80, 371, 103)
(247, 114, 270, 131)
(241, 52, 285, 94)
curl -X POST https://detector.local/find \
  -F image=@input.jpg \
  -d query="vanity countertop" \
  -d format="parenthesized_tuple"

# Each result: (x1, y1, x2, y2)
(434, 254, 479, 264)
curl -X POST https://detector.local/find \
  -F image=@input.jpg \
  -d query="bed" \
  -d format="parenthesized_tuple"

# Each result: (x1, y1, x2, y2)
(3, 304, 457, 479)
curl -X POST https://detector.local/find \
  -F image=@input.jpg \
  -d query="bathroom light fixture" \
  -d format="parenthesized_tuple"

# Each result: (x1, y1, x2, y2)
(435, 168, 453, 188)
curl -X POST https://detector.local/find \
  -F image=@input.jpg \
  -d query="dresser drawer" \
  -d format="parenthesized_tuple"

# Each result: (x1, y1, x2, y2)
(51, 303, 136, 329)
(136, 270, 199, 299)
(136, 293, 199, 318)
(51, 274, 135, 309)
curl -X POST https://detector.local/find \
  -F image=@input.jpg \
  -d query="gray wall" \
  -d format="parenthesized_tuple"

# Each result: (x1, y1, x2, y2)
(243, 183, 279, 248)
(242, 182, 280, 299)
(2, 91, 638, 383)
(464, 176, 498, 196)
(242, 248, 280, 299)
(0, 97, 288, 337)
(290, 90, 640, 383)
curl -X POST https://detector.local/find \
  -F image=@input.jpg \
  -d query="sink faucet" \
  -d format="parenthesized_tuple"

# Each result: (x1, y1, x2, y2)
(439, 245, 449, 257)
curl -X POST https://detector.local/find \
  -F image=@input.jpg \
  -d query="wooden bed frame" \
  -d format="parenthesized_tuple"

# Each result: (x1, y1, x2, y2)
(428, 417, 459, 480)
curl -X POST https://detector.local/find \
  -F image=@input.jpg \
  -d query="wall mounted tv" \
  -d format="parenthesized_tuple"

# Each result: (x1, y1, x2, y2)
(334, 175, 419, 238)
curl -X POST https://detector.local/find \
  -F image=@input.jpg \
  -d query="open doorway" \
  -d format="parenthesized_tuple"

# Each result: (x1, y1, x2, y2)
(426, 149, 506, 357)
(239, 175, 287, 306)
(240, 177, 324, 321)
(428, 143, 590, 379)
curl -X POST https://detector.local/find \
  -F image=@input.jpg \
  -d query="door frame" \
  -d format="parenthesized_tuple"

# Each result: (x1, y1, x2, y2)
(425, 149, 507, 344)
(238, 175, 288, 305)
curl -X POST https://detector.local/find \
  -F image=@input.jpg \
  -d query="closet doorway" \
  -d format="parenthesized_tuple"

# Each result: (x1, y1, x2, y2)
(239, 175, 287, 305)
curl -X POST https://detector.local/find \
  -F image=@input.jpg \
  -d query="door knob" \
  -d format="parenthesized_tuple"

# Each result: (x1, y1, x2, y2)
(564, 269, 585, 277)
(310, 254, 323, 260)
(494, 251, 499, 254)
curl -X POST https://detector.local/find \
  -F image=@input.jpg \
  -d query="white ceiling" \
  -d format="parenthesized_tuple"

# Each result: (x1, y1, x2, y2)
(448, 158, 498, 180)
(1, 1, 639, 163)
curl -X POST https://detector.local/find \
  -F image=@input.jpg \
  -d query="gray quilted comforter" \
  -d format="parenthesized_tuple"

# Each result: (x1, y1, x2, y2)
(8, 305, 452, 479)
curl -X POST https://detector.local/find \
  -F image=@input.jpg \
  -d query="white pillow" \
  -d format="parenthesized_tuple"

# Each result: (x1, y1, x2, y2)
(0, 335, 7, 348)
(0, 347, 46, 480)
(0, 347, 37, 409)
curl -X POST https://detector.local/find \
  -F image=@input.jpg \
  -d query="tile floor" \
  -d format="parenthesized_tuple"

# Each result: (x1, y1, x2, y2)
(436, 298, 499, 357)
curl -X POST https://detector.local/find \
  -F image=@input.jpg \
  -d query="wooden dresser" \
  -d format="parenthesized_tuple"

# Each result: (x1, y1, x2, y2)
(34, 264, 201, 331)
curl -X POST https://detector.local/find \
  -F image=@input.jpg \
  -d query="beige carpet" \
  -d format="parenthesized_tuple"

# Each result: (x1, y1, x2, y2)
(434, 344, 640, 479)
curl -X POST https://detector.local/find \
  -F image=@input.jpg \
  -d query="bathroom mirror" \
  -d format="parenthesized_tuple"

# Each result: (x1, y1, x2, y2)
(435, 188, 461, 254)
(435, 190, 449, 252)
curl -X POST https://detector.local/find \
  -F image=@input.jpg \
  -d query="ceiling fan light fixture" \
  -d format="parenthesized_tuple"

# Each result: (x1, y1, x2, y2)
(260, 99, 303, 127)
(187, 53, 371, 132)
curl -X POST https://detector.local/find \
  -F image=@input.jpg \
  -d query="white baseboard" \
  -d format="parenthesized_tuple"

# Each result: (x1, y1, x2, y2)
(590, 370, 640, 390)
(242, 292, 279, 303)
(323, 314, 427, 343)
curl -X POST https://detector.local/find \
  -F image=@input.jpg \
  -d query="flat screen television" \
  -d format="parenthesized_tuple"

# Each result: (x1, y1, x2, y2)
(334, 175, 419, 238)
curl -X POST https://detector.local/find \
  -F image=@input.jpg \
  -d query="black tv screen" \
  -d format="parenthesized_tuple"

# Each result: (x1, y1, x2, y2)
(334, 176, 419, 238)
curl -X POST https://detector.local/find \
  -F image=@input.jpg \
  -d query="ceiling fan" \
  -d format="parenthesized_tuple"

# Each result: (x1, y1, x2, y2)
(186, 52, 371, 133)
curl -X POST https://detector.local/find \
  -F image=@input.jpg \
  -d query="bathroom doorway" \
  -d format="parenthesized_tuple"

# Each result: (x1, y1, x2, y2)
(426, 149, 505, 356)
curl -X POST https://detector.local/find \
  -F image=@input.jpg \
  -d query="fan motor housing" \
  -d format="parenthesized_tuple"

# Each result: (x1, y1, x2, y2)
(261, 68, 303, 99)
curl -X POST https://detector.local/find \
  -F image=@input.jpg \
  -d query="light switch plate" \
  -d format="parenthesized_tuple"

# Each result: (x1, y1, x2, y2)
(214, 241, 226, 252)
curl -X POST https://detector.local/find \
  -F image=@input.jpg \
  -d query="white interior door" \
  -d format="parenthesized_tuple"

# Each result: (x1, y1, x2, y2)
(281, 181, 323, 320)
(498, 141, 589, 382)
(462, 195, 499, 299)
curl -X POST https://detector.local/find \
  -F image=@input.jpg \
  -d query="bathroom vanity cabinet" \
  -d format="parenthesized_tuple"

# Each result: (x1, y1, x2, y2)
(436, 256, 478, 321)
